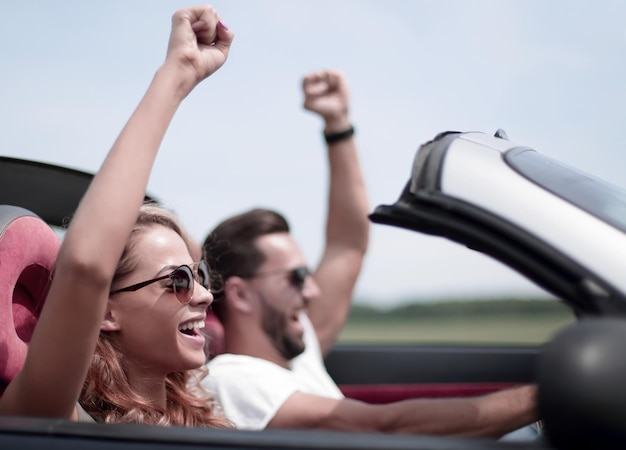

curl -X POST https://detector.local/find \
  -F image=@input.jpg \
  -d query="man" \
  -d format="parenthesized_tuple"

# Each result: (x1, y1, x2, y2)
(201, 69, 538, 437)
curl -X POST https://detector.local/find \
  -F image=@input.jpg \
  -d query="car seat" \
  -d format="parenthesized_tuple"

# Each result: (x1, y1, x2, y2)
(204, 311, 225, 359)
(0, 205, 60, 395)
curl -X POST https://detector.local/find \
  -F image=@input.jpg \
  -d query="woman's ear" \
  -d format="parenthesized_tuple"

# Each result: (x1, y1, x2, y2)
(101, 300, 121, 331)
(224, 276, 254, 314)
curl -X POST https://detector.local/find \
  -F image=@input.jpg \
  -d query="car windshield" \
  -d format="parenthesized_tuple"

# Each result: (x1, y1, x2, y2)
(506, 148, 626, 233)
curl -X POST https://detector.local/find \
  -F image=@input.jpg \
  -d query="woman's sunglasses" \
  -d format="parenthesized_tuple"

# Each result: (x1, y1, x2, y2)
(246, 266, 311, 290)
(110, 260, 210, 304)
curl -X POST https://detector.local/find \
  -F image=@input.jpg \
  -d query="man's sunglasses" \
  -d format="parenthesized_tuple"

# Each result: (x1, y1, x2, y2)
(246, 266, 312, 290)
(110, 260, 210, 304)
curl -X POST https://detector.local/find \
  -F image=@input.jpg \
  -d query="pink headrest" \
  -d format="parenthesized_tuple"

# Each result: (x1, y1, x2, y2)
(204, 310, 225, 359)
(0, 206, 60, 392)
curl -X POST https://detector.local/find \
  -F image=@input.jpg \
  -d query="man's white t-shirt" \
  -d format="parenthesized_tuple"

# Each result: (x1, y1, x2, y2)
(202, 313, 344, 430)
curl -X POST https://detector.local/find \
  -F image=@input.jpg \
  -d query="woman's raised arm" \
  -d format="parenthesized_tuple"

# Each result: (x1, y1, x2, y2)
(0, 5, 234, 420)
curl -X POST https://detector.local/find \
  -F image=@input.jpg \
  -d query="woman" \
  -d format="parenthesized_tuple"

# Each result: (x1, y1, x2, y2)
(0, 5, 234, 427)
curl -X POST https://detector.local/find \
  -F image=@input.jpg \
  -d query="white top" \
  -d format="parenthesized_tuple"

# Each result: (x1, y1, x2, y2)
(202, 313, 344, 430)
(76, 403, 96, 422)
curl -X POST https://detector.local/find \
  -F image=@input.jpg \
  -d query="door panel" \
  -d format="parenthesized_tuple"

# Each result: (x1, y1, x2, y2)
(326, 344, 539, 403)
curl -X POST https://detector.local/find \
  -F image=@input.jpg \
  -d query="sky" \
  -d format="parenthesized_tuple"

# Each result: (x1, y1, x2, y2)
(1, 1, 625, 307)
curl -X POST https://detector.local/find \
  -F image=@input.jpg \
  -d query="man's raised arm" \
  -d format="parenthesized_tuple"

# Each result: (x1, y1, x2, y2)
(302, 69, 369, 355)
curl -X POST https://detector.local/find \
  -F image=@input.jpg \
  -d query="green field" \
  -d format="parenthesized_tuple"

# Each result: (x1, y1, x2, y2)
(338, 298, 576, 346)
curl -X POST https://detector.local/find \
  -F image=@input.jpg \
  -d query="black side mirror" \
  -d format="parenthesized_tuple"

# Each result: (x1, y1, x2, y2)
(538, 318, 626, 449)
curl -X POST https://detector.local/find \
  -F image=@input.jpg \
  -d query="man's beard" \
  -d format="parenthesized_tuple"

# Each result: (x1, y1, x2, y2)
(259, 292, 305, 360)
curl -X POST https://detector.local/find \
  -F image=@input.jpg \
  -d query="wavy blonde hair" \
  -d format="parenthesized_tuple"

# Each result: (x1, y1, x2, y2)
(80, 203, 231, 428)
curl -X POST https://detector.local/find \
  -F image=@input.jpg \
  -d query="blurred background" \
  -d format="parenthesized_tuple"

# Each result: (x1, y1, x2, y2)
(1, 1, 622, 339)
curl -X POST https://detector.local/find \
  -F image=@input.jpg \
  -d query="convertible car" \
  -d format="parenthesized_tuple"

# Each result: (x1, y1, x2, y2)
(1, 129, 625, 449)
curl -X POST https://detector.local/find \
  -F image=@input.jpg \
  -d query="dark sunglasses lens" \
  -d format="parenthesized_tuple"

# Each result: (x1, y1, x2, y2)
(171, 265, 194, 303)
(198, 261, 210, 290)
(290, 267, 309, 288)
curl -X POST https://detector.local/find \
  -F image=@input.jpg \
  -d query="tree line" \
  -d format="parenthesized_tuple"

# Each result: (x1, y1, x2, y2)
(349, 297, 571, 321)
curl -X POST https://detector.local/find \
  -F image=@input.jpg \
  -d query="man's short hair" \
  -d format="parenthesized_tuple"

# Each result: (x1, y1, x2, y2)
(202, 208, 289, 321)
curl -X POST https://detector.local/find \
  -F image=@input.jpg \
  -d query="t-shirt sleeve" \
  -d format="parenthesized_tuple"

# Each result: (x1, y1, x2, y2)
(203, 356, 300, 430)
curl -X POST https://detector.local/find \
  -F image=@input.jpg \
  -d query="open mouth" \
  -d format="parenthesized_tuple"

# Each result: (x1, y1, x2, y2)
(178, 319, 205, 336)
(289, 312, 305, 334)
